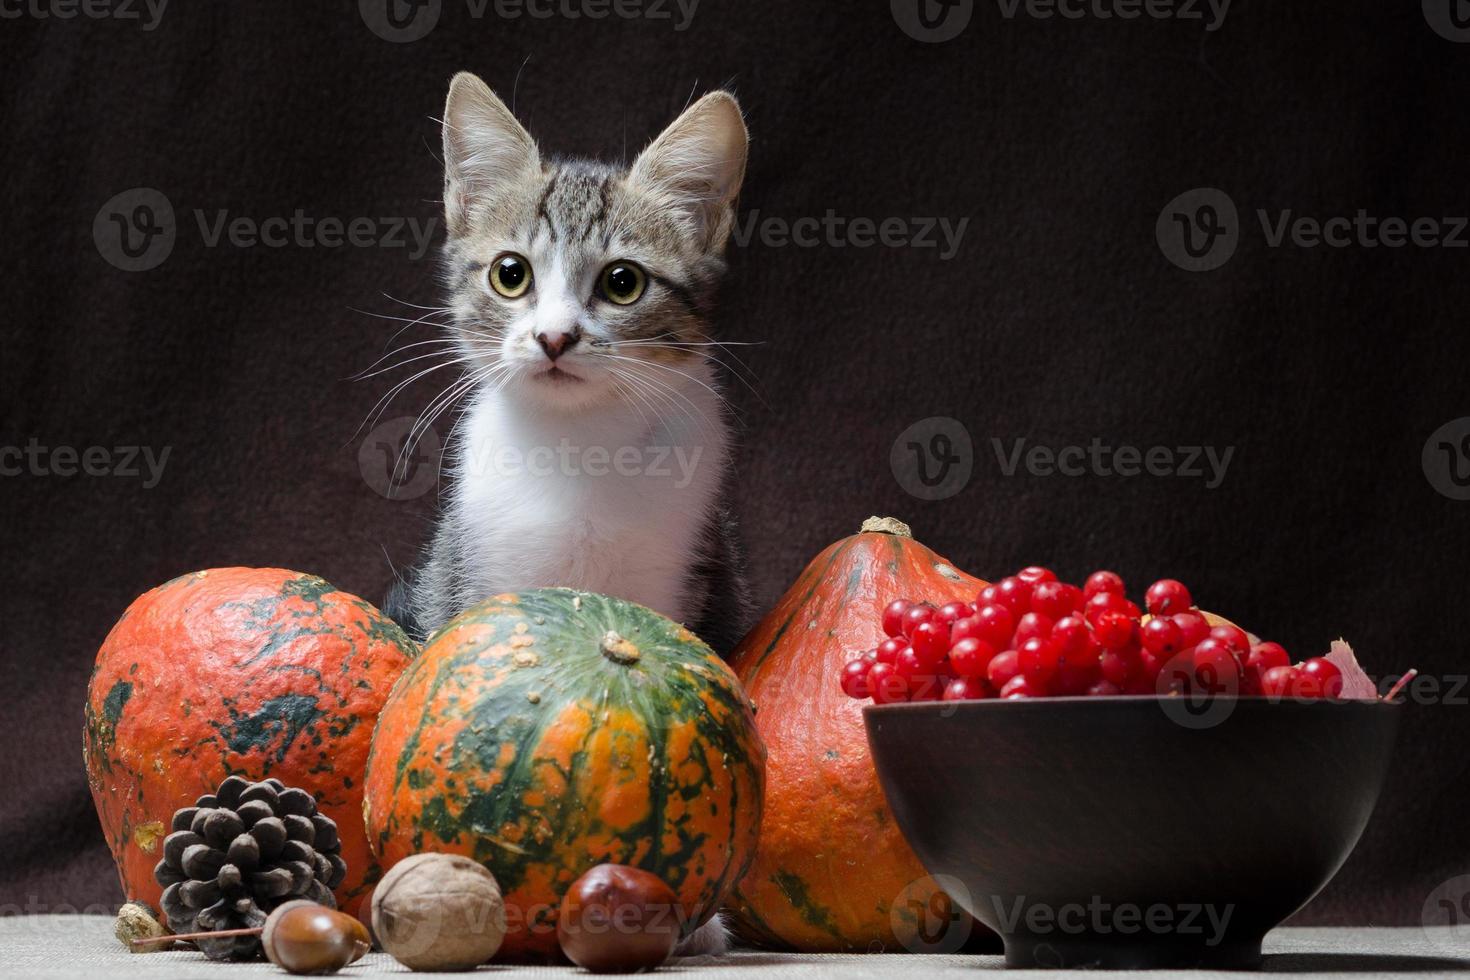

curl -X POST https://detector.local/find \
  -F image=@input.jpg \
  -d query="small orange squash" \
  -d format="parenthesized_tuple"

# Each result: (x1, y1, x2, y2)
(728, 518, 993, 951)
(83, 568, 417, 918)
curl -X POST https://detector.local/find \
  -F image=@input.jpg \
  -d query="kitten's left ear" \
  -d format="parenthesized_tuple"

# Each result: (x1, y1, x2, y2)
(629, 91, 748, 251)
(442, 72, 541, 236)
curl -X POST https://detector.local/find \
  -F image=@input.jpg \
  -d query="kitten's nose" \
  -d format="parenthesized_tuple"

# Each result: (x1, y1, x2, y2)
(535, 326, 581, 361)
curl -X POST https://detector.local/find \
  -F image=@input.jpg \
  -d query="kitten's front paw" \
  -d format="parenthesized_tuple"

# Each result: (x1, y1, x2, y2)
(674, 911, 730, 958)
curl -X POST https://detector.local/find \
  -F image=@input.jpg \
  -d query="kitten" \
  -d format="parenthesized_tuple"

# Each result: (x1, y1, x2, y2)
(383, 73, 751, 957)
(386, 74, 752, 663)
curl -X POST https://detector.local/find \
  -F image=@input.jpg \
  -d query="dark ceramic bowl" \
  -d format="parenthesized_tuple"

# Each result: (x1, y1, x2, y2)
(864, 696, 1399, 970)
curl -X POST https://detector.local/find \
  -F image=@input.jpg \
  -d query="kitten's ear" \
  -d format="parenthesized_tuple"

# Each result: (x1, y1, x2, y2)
(629, 91, 748, 251)
(442, 72, 540, 235)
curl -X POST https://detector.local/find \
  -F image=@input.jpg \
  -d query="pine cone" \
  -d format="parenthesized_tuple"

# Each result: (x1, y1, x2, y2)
(154, 776, 347, 960)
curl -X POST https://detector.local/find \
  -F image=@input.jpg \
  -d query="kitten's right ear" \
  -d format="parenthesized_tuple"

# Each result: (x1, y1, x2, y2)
(442, 72, 540, 235)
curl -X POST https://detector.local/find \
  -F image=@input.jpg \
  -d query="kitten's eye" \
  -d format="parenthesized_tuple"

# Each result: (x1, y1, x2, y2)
(598, 261, 646, 306)
(488, 253, 532, 298)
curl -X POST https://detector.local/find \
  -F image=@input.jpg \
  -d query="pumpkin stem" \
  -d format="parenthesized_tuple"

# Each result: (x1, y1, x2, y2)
(600, 631, 642, 665)
(860, 516, 912, 537)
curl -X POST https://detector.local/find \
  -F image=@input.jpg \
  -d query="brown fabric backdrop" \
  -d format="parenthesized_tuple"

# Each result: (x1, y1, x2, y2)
(2, 0, 1468, 927)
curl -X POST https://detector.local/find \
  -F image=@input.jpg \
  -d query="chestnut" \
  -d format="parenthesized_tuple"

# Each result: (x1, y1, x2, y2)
(557, 865, 681, 973)
(261, 901, 371, 975)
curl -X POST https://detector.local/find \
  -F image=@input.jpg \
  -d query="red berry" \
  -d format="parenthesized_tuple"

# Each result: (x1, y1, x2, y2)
(949, 616, 982, 645)
(881, 599, 913, 638)
(907, 674, 947, 701)
(986, 648, 1021, 690)
(1243, 641, 1289, 690)
(876, 637, 906, 664)
(1258, 665, 1303, 699)
(1144, 579, 1193, 617)
(1208, 624, 1250, 656)
(1013, 612, 1054, 646)
(1015, 566, 1057, 585)
(972, 604, 1017, 649)
(868, 662, 908, 703)
(1300, 657, 1344, 699)
(976, 583, 1001, 607)
(1031, 580, 1083, 619)
(942, 677, 988, 701)
(1086, 679, 1122, 697)
(1000, 674, 1038, 699)
(1051, 615, 1090, 658)
(1083, 570, 1125, 598)
(909, 621, 952, 665)
(1172, 611, 1211, 648)
(1141, 616, 1182, 657)
(902, 603, 939, 637)
(993, 576, 1033, 615)
(1098, 650, 1130, 687)
(1155, 652, 1196, 695)
(1192, 638, 1241, 693)
(1019, 636, 1059, 691)
(1056, 642, 1101, 695)
(1083, 589, 1132, 625)
(949, 637, 996, 678)
(1093, 611, 1136, 650)
(840, 658, 872, 699)
(937, 601, 974, 626)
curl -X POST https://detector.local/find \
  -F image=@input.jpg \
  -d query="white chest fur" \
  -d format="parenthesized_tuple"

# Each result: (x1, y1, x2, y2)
(447, 381, 728, 624)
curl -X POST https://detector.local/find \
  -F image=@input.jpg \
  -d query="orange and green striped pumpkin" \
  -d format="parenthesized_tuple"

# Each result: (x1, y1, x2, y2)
(362, 588, 765, 961)
(83, 568, 418, 918)
(728, 517, 993, 951)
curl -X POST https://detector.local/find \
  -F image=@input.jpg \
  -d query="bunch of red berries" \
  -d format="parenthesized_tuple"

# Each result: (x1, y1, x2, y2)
(840, 566, 1345, 703)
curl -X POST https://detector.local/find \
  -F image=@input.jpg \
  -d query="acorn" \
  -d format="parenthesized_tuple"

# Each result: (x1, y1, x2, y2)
(262, 901, 371, 974)
(557, 865, 680, 973)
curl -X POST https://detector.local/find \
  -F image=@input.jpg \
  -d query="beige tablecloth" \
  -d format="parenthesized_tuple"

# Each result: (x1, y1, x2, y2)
(1, 917, 1468, 977)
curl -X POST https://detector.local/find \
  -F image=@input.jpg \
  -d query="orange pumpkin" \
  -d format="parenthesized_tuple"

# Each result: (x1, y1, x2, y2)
(83, 568, 417, 918)
(728, 518, 993, 951)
